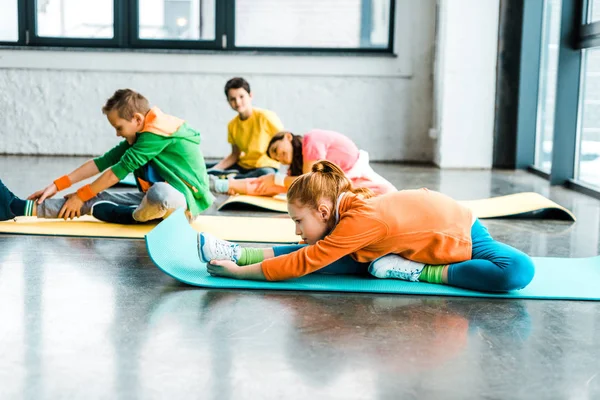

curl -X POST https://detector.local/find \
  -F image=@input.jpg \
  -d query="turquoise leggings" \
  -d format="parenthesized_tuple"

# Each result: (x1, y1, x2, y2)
(273, 219, 535, 292)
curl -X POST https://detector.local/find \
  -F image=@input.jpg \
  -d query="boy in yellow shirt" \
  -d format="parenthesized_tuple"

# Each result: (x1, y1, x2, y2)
(208, 77, 284, 180)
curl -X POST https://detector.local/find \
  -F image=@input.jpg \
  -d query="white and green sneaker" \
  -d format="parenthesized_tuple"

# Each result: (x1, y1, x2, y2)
(197, 232, 241, 263)
(368, 254, 425, 281)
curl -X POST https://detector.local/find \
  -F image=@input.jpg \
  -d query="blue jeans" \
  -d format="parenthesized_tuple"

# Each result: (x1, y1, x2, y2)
(206, 162, 276, 179)
(272, 219, 535, 292)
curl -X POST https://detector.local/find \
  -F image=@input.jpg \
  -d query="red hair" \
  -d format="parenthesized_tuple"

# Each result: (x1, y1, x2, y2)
(287, 160, 374, 211)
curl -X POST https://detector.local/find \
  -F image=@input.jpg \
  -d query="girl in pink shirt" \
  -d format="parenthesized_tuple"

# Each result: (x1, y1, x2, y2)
(209, 129, 396, 196)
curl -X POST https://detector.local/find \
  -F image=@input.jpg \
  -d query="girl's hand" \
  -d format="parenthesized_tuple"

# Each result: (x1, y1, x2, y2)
(207, 259, 240, 278)
(28, 183, 58, 204)
(255, 174, 276, 194)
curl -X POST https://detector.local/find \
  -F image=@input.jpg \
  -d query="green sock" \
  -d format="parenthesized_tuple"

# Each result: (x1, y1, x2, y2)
(418, 265, 446, 284)
(238, 248, 264, 266)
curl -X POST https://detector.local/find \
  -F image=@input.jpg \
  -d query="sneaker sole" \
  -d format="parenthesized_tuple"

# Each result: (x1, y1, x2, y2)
(198, 233, 209, 263)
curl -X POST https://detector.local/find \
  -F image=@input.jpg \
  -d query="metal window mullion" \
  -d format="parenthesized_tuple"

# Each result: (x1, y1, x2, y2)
(115, 0, 129, 48)
(549, 0, 584, 185)
(516, 0, 544, 168)
(387, 0, 396, 53)
(24, 0, 36, 45)
(222, 0, 235, 50)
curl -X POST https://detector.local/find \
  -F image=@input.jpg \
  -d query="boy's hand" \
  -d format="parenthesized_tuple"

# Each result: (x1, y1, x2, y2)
(28, 183, 58, 204)
(58, 193, 84, 220)
(207, 259, 240, 278)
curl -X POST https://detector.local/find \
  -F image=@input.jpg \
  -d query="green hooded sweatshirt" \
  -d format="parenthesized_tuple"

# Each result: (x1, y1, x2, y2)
(94, 107, 214, 216)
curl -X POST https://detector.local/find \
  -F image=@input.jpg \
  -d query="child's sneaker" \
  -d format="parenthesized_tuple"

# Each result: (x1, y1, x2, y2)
(0, 179, 17, 221)
(197, 232, 241, 263)
(368, 254, 425, 281)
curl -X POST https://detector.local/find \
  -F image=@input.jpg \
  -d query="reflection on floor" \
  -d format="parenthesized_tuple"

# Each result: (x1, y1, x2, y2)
(0, 155, 599, 399)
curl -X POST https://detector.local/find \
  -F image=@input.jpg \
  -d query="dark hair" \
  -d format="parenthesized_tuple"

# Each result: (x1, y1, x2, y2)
(287, 161, 375, 212)
(102, 89, 150, 120)
(268, 132, 304, 176)
(224, 77, 251, 98)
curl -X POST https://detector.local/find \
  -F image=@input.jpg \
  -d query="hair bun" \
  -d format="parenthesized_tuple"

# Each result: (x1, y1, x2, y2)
(312, 160, 336, 173)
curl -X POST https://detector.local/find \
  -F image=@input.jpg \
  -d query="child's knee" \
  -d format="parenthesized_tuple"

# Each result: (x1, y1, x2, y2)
(499, 253, 535, 291)
(146, 182, 171, 203)
(146, 183, 185, 207)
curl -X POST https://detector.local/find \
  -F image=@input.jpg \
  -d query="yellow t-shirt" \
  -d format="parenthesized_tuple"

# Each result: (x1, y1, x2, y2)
(227, 108, 283, 170)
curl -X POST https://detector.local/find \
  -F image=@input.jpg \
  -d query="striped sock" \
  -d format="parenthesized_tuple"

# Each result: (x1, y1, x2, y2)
(24, 200, 35, 216)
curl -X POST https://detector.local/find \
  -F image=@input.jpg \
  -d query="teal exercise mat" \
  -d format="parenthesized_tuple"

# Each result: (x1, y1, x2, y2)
(146, 210, 600, 300)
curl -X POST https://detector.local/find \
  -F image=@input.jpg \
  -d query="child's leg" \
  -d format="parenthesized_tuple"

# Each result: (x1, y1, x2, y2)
(209, 178, 253, 195)
(210, 177, 286, 196)
(445, 220, 535, 292)
(234, 167, 277, 179)
(132, 182, 187, 222)
(0, 178, 22, 220)
(0, 176, 144, 221)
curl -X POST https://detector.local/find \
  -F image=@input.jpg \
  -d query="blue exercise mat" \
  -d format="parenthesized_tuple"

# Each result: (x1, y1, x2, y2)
(145, 210, 600, 300)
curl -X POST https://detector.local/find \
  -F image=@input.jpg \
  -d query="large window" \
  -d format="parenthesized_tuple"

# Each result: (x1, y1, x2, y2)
(576, 50, 600, 189)
(235, 0, 391, 49)
(0, 0, 19, 42)
(588, 0, 600, 21)
(534, 0, 562, 173)
(36, 0, 114, 39)
(138, 0, 215, 41)
(0, 0, 395, 52)
(519, 0, 600, 198)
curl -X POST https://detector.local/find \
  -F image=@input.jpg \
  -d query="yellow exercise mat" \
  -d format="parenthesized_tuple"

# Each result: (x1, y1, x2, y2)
(459, 192, 575, 221)
(0, 214, 300, 243)
(0, 216, 153, 238)
(218, 194, 288, 213)
(218, 192, 575, 221)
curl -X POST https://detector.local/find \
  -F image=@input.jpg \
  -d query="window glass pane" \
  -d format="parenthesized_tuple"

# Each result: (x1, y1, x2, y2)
(588, 0, 600, 23)
(534, 0, 562, 172)
(576, 49, 600, 189)
(138, 0, 215, 40)
(0, 0, 19, 41)
(235, 0, 391, 48)
(36, 0, 114, 38)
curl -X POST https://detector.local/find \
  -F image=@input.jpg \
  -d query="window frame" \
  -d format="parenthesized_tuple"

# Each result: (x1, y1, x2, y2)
(513, 0, 600, 199)
(0, 0, 397, 54)
(25, 0, 123, 47)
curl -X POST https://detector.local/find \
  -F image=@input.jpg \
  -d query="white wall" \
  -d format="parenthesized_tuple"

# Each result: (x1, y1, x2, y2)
(0, 0, 436, 162)
(432, 0, 500, 168)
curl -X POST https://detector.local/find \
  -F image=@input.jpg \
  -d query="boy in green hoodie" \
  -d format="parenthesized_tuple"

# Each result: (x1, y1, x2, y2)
(0, 89, 214, 224)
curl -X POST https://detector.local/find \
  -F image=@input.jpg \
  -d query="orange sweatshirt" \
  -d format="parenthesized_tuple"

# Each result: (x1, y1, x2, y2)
(261, 189, 474, 281)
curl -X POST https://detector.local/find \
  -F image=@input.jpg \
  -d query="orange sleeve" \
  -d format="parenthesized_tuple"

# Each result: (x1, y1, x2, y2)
(261, 214, 386, 281)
